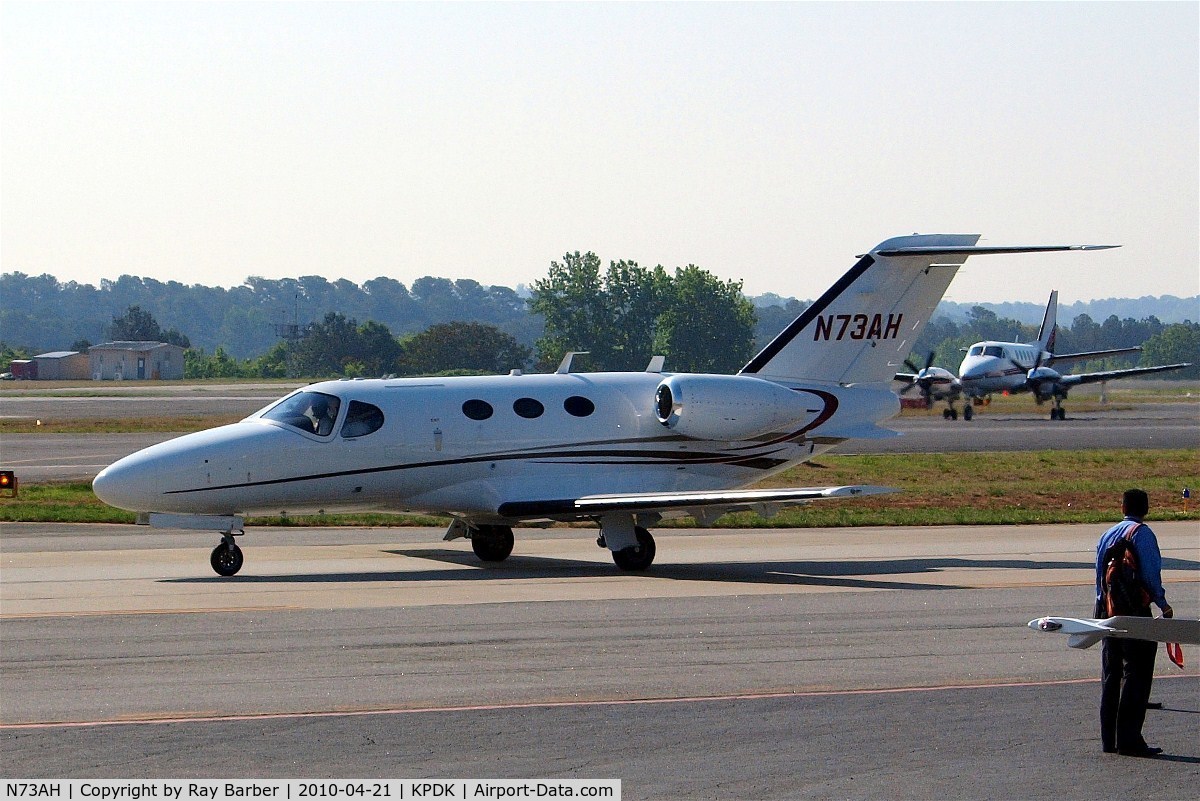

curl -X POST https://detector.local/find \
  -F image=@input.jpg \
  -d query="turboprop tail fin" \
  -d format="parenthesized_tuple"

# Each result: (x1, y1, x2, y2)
(1036, 290, 1059, 353)
(740, 236, 1116, 386)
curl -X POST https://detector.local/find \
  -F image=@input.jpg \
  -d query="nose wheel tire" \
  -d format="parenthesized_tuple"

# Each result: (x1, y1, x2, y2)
(471, 525, 515, 562)
(210, 541, 244, 577)
(612, 527, 656, 571)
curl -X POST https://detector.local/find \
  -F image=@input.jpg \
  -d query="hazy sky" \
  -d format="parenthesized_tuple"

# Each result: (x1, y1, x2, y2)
(3, 2, 1197, 304)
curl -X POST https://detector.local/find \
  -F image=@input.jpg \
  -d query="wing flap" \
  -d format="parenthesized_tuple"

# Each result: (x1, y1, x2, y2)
(497, 485, 896, 521)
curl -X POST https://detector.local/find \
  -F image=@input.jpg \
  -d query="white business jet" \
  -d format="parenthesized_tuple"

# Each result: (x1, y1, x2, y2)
(93, 235, 1115, 576)
(954, 290, 1190, 420)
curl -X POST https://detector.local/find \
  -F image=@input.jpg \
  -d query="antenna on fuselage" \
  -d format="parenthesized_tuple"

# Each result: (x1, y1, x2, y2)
(556, 352, 590, 374)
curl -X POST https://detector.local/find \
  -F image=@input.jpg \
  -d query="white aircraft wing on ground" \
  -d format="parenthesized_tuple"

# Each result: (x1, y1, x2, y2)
(1029, 616, 1200, 649)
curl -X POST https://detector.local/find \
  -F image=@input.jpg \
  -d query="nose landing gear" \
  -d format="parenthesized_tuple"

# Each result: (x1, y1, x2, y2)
(210, 531, 244, 576)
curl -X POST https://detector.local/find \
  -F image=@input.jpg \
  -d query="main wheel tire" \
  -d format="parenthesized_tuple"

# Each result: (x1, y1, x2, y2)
(210, 541, 244, 577)
(612, 527, 656, 571)
(963, 406, 973, 421)
(471, 525, 515, 562)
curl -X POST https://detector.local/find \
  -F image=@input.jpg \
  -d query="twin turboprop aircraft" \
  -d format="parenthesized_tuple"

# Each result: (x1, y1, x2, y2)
(93, 234, 1116, 576)
(896, 290, 1191, 420)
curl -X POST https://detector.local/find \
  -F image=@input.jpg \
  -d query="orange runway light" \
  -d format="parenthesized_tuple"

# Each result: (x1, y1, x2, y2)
(0, 470, 17, 497)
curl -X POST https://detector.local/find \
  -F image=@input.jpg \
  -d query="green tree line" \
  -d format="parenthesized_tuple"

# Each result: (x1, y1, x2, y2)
(2, 260, 1197, 380)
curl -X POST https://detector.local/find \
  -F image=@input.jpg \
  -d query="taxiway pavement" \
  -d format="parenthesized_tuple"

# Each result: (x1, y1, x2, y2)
(2, 522, 1197, 798)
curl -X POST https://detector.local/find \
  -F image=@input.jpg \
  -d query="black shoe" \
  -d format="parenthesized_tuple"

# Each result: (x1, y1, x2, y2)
(1146, 701, 1163, 710)
(1117, 746, 1163, 758)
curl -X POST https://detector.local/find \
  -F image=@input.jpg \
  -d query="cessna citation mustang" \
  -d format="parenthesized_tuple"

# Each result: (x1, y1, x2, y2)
(93, 234, 1116, 576)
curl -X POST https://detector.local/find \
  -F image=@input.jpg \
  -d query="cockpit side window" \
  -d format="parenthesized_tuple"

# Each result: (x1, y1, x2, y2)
(983, 345, 1004, 357)
(262, 391, 341, 436)
(341, 400, 385, 438)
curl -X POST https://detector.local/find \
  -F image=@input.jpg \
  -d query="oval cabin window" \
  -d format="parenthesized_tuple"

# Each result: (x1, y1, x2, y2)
(513, 398, 545, 419)
(563, 396, 595, 417)
(462, 399, 494, 421)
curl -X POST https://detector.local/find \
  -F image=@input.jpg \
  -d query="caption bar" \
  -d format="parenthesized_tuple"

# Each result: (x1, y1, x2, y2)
(3, 782, 620, 800)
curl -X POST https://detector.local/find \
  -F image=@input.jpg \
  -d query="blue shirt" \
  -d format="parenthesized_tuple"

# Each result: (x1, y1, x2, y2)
(1095, 516, 1167, 609)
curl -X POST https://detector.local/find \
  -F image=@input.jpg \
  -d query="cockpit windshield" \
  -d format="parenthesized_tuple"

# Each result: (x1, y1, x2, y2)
(262, 391, 341, 436)
(969, 345, 984, 356)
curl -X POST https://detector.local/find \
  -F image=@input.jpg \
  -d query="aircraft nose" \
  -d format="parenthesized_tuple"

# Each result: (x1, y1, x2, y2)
(93, 451, 162, 512)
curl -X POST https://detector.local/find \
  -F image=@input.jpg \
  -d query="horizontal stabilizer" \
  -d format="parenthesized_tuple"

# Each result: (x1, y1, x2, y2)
(876, 244, 1119, 257)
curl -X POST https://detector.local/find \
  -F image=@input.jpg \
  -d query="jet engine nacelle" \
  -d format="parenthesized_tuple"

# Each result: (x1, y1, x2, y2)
(653, 374, 817, 441)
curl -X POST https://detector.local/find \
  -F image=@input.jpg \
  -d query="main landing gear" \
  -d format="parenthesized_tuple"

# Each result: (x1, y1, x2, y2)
(609, 527, 656, 571)
(1044, 393, 1069, 420)
(454, 515, 658, 571)
(941, 403, 973, 421)
(210, 530, 244, 576)
(596, 514, 656, 571)
(470, 524, 515, 562)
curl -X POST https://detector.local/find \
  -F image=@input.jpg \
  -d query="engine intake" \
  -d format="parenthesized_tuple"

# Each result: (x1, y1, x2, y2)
(653, 374, 818, 441)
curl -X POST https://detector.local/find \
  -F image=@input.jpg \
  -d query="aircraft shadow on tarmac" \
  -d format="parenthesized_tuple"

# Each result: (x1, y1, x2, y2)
(162, 549, 1198, 591)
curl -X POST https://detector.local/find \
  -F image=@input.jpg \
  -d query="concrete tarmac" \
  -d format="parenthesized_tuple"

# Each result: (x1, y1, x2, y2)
(2, 522, 1197, 798)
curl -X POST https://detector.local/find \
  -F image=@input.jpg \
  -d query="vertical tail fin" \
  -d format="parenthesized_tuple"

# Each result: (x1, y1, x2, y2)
(740, 237, 1115, 385)
(1036, 290, 1058, 353)
(741, 234, 979, 384)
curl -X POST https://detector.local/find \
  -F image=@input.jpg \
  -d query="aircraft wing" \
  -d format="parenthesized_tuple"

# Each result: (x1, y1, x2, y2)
(497, 485, 896, 523)
(1046, 346, 1142, 366)
(1029, 616, 1200, 649)
(1057, 362, 1192, 387)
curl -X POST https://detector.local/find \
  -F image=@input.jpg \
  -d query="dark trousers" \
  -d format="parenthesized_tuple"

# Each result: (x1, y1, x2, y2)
(1100, 636, 1157, 751)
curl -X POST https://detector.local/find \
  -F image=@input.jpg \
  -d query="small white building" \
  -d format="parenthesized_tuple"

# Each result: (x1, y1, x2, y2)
(89, 342, 186, 380)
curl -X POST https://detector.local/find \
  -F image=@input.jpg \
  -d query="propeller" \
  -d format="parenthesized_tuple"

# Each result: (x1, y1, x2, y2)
(1010, 352, 1060, 400)
(901, 352, 939, 408)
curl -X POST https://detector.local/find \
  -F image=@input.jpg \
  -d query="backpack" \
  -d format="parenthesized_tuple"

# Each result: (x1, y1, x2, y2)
(1101, 524, 1152, 617)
